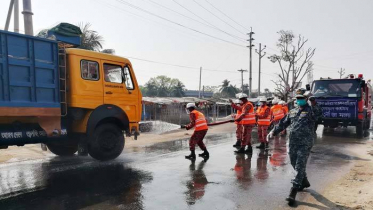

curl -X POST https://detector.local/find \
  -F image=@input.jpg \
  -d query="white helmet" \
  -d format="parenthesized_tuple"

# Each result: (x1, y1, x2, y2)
(272, 99, 279, 104)
(259, 97, 267, 102)
(235, 99, 242, 104)
(236, 93, 248, 99)
(279, 101, 285, 105)
(186, 103, 196, 108)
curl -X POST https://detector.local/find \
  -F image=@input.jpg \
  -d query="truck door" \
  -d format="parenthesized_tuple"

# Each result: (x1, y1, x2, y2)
(102, 61, 139, 122)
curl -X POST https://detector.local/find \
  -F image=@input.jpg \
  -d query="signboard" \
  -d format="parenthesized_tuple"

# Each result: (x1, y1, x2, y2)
(316, 98, 358, 119)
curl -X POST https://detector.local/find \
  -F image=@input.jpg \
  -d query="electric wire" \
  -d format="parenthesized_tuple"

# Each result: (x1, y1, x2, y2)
(191, 0, 246, 35)
(143, 0, 247, 42)
(115, 0, 247, 48)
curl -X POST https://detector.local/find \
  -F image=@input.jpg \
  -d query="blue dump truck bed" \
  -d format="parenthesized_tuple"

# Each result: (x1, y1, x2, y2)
(0, 30, 60, 110)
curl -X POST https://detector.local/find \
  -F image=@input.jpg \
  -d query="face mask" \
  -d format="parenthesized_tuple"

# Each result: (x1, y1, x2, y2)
(296, 99, 307, 106)
(294, 101, 298, 108)
(185, 108, 190, 114)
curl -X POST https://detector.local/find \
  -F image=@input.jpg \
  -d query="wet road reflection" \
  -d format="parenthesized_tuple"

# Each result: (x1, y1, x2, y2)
(0, 158, 152, 210)
(0, 125, 370, 210)
(234, 154, 252, 190)
(185, 160, 208, 205)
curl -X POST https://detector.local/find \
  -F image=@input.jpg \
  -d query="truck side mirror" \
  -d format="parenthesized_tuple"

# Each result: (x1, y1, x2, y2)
(306, 84, 311, 91)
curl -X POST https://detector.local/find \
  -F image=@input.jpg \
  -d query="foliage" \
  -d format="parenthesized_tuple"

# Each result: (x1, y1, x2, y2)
(219, 79, 239, 98)
(101, 49, 115, 54)
(268, 30, 315, 101)
(142, 75, 185, 97)
(78, 22, 104, 51)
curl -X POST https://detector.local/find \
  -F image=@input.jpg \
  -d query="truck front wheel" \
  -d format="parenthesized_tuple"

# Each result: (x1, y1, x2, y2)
(88, 124, 125, 161)
(47, 142, 78, 156)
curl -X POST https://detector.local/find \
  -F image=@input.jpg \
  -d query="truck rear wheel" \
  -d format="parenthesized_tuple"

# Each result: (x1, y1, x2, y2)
(47, 142, 78, 156)
(88, 123, 124, 161)
(356, 122, 364, 137)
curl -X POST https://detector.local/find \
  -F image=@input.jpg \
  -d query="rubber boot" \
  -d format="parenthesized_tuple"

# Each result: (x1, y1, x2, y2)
(233, 140, 241, 147)
(256, 142, 265, 149)
(234, 146, 246, 154)
(286, 187, 298, 206)
(198, 149, 209, 158)
(299, 177, 311, 191)
(185, 150, 196, 160)
(245, 146, 253, 154)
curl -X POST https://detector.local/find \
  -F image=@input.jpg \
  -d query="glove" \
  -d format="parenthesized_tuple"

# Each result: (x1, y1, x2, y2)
(229, 119, 235, 123)
(180, 125, 186, 129)
(267, 131, 274, 141)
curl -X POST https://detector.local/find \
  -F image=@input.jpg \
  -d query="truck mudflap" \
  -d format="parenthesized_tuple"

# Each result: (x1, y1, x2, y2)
(0, 124, 67, 146)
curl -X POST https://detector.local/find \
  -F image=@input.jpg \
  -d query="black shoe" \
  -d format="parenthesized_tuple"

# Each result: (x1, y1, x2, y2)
(299, 177, 311, 191)
(198, 151, 209, 158)
(185, 154, 196, 160)
(234, 147, 246, 154)
(286, 187, 298, 206)
(256, 143, 265, 149)
(233, 140, 241, 147)
(245, 146, 253, 154)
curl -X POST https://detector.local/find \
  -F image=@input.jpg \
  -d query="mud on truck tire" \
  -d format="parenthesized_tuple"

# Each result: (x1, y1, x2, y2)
(88, 123, 125, 161)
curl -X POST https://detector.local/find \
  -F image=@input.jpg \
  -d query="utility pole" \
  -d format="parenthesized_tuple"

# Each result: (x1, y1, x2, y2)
(247, 27, 255, 98)
(14, 0, 20, 33)
(22, 0, 34, 35)
(237, 69, 248, 92)
(5, 0, 15, 31)
(198, 67, 202, 98)
(338, 68, 345, 79)
(255, 43, 266, 96)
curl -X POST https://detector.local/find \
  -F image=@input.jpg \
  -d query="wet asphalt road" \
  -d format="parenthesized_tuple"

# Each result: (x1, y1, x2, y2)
(0, 127, 371, 210)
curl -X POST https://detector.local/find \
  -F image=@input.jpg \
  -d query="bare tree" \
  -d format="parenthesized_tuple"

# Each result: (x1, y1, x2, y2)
(268, 30, 315, 101)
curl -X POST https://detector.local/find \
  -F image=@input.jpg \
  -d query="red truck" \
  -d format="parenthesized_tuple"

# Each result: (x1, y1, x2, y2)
(308, 74, 372, 136)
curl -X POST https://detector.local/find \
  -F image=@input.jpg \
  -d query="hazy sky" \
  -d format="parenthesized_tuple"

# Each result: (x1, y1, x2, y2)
(1, 0, 373, 92)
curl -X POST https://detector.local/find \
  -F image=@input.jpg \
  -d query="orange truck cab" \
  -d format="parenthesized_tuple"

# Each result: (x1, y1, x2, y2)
(0, 29, 142, 160)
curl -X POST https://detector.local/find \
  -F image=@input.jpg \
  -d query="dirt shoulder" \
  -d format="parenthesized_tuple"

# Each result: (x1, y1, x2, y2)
(320, 141, 373, 210)
(298, 140, 373, 210)
(0, 123, 237, 164)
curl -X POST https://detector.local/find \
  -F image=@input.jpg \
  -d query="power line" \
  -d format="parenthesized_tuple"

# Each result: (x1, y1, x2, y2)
(191, 0, 246, 35)
(115, 0, 247, 48)
(143, 0, 247, 43)
(204, 0, 250, 31)
(95, 0, 245, 50)
(124, 55, 237, 73)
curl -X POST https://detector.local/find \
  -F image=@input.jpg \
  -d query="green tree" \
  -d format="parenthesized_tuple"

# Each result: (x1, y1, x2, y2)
(143, 76, 185, 97)
(219, 79, 239, 98)
(78, 22, 104, 51)
(170, 80, 185, 97)
(139, 85, 148, 96)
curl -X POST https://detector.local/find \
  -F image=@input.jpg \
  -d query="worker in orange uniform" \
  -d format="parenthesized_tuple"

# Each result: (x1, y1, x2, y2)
(231, 99, 244, 148)
(256, 97, 271, 149)
(271, 99, 285, 129)
(230, 93, 256, 154)
(279, 101, 289, 136)
(182, 103, 209, 160)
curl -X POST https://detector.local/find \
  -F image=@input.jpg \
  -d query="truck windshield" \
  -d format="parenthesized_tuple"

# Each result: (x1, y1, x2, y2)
(311, 79, 361, 98)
